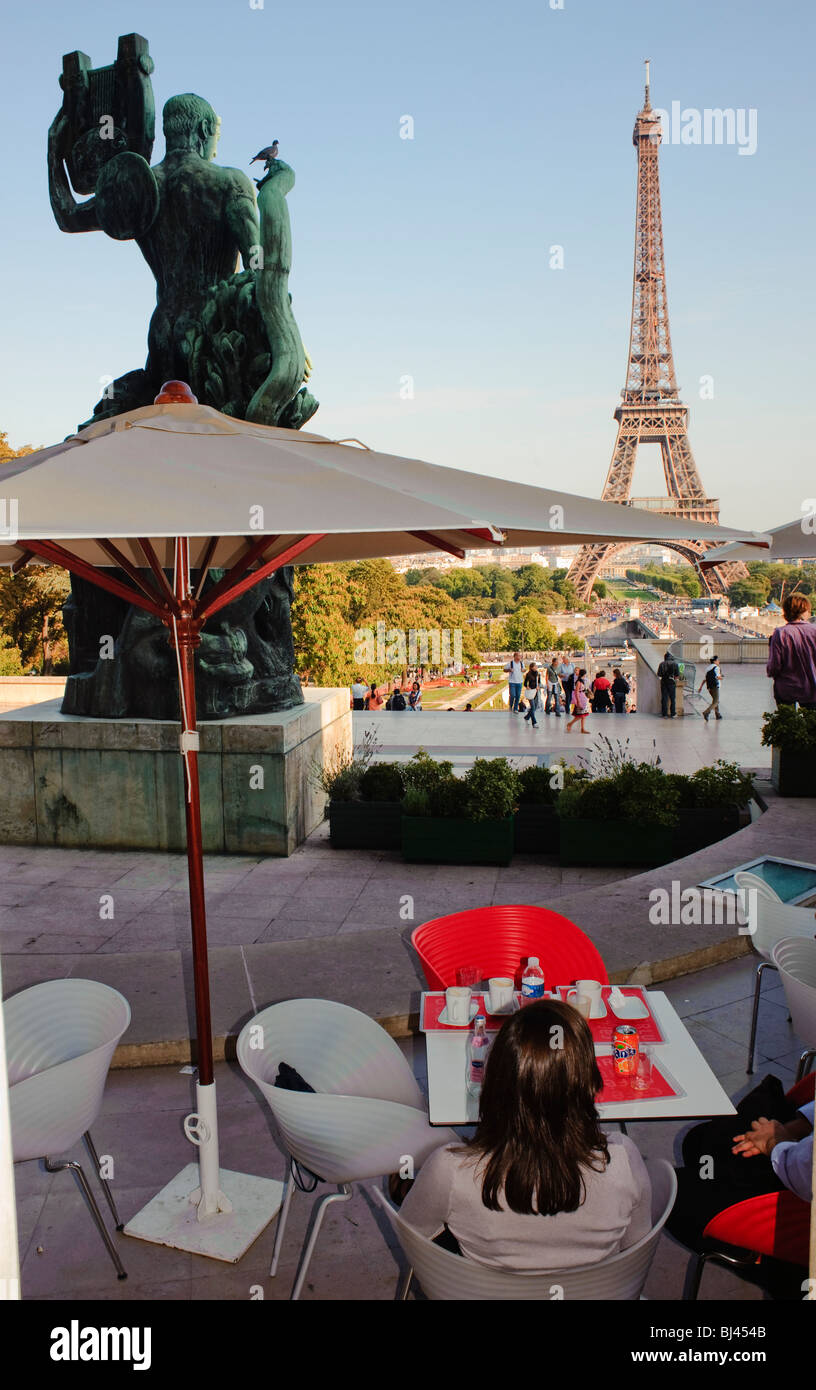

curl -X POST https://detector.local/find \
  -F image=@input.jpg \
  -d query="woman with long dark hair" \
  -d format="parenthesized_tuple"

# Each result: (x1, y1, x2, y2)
(400, 1001, 651, 1269)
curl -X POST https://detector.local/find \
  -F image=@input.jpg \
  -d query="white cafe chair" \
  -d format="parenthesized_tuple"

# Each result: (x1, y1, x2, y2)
(237, 998, 456, 1300)
(374, 1159, 677, 1301)
(5, 978, 132, 1280)
(734, 871, 816, 1073)
(771, 937, 816, 1082)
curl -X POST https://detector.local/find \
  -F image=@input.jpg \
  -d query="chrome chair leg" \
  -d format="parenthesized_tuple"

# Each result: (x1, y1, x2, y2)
(269, 1157, 295, 1277)
(684, 1247, 761, 1300)
(747, 961, 776, 1074)
(684, 1252, 706, 1301)
(397, 1264, 414, 1300)
(83, 1130, 124, 1230)
(45, 1157, 127, 1280)
(795, 1049, 816, 1083)
(290, 1183, 353, 1301)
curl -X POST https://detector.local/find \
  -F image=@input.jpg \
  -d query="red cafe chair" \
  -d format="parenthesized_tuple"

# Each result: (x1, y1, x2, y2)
(411, 905, 608, 992)
(686, 1072, 815, 1300)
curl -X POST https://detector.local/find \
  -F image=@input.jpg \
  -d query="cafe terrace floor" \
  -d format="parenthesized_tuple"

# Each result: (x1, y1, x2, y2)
(3, 665, 814, 1299)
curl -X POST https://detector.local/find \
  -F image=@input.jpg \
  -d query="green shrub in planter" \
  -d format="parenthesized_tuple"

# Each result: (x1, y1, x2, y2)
(761, 707, 816, 797)
(514, 761, 586, 853)
(359, 762, 404, 802)
(328, 759, 405, 850)
(402, 748, 454, 795)
(557, 762, 680, 866)
(687, 760, 755, 809)
(401, 756, 517, 864)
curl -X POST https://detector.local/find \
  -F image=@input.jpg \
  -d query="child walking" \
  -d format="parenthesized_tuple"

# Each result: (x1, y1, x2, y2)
(566, 668, 591, 734)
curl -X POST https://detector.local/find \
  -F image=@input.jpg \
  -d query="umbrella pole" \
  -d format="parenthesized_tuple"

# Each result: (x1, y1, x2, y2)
(170, 549, 232, 1221)
(124, 543, 287, 1258)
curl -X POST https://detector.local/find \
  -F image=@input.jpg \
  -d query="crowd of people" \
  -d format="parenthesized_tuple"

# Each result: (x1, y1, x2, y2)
(504, 652, 635, 732)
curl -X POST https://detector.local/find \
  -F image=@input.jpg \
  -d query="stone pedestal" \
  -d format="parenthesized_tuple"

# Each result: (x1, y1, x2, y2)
(0, 689, 349, 855)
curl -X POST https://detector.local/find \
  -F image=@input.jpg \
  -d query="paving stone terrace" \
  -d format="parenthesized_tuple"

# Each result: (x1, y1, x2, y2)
(11, 955, 809, 1301)
(3, 663, 813, 1300)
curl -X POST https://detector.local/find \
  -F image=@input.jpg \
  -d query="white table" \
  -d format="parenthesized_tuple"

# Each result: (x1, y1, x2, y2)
(423, 991, 736, 1126)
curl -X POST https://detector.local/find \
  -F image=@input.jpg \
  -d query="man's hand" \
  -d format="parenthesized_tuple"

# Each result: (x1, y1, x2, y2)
(732, 1117, 788, 1158)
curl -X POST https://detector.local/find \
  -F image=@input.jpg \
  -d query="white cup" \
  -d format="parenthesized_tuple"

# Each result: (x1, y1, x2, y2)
(488, 977, 515, 1013)
(445, 986, 472, 1024)
(568, 980, 603, 1017)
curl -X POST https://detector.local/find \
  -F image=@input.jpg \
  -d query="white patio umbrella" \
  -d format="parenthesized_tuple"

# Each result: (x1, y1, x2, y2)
(701, 514, 816, 567)
(0, 382, 771, 1262)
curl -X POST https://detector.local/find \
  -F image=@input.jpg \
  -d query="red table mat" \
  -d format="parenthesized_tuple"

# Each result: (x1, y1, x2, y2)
(421, 993, 518, 1032)
(555, 986, 664, 1044)
(596, 1054, 678, 1104)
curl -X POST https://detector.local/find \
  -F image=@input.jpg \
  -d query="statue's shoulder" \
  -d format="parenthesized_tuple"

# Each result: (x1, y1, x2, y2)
(219, 164, 258, 199)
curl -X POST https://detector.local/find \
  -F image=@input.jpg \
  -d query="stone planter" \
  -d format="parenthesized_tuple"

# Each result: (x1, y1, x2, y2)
(771, 746, 816, 798)
(402, 814, 514, 866)
(514, 803, 559, 854)
(558, 817, 674, 867)
(328, 800, 402, 850)
(672, 804, 746, 858)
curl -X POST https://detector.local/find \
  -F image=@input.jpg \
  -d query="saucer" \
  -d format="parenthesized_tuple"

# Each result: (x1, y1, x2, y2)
(438, 1001, 479, 1026)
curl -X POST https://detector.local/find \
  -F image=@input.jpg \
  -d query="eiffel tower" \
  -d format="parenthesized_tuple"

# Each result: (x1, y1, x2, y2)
(567, 63, 748, 602)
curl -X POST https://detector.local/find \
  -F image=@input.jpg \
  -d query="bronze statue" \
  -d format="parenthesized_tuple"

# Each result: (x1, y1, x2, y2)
(48, 34, 315, 719)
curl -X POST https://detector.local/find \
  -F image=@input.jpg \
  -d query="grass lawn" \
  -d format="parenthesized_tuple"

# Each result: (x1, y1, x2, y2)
(421, 680, 506, 709)
(606, 584, 662, 600)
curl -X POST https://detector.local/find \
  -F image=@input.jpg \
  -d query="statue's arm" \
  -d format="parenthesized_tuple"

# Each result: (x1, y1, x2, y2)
(48, 110, 99, 233)
(225, 171, 261, 267)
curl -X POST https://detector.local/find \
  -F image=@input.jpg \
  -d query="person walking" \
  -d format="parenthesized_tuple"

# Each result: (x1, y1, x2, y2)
(611, 667, 630, 714)
(505, 651, 524, 713)
(522, 662, 542, 728)
(657, 650, 680, 718)
(408, 680, 422, 711)
(698, 656, 723, 722)
(566, 669, 590, 734)
(544, 657, 562, 717)
(767, 594, 816, 710)
(556, 654, 575, 714)
(590, 669, 613, 714)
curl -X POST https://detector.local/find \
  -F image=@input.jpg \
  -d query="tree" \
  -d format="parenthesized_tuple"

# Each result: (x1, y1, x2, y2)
(291, 564, 361, 684)
(552, 577, 581, 612)
(728, 579, 770, 609)
(0, 637, 24, 675)
(512, 563, 551, 598)
(0, 567, 70, 672)
(592, 579, 607, 599)
(0, 431, 69, 672)
(0, 431, 36, 463)
(504, 605, 557, 651)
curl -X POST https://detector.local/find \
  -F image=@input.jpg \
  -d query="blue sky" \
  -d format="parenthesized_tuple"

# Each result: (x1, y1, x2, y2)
(1, 0, 813, 530)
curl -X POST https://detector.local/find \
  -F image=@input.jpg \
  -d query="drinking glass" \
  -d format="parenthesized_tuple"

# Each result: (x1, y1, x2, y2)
(633, 1047, 653, 1091)
(458, 965, 482, 989)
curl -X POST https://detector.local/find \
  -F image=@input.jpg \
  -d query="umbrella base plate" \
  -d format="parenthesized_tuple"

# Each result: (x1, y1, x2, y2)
(124, 1163, 284, 1263)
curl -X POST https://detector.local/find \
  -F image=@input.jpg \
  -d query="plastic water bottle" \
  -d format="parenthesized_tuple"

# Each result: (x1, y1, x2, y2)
(521, 956, 546, 1003)
(467, 1015, 490, 1096)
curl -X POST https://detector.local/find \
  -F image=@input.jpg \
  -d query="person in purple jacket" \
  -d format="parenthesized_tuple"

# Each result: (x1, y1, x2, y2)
(766, 594, 816, 709)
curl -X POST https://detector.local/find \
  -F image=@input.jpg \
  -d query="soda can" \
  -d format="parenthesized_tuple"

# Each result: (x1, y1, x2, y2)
(612, 1024, 639, 1077)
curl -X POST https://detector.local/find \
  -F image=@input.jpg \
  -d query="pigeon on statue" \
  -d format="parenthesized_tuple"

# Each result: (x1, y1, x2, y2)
(250, 141, 279, 168)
